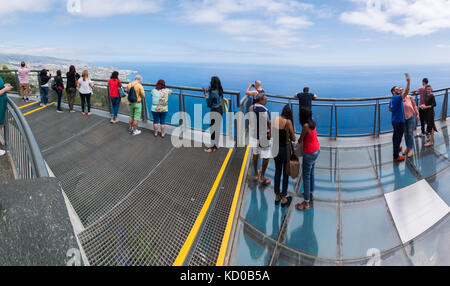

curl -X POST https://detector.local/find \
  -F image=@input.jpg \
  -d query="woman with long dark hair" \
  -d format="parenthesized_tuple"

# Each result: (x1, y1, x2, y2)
(296, 108, 320, 211)
(272, 105, 296, 207)
(150, 79, 172, 137)
(108, 71, 122, 123)
(203, 76, 224, 153)
(420, 85, 438, 147)
(66, 65, 80, 113)
(39, 69, 51, 106)
(54, 70, 64, 113)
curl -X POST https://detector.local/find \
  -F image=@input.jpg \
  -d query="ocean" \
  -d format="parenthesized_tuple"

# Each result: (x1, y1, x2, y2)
(96, 62, 450, 135)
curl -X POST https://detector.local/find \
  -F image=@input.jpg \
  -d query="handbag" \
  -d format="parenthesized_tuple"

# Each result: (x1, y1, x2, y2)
(285, 121, 300, 179)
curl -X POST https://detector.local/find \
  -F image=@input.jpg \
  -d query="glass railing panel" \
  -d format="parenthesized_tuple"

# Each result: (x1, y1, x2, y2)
(336, 104, 377, 136)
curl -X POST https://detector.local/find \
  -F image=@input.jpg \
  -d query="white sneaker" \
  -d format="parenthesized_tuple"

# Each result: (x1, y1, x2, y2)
(132, 130, 142, 136)
(0, 149, 6, 157)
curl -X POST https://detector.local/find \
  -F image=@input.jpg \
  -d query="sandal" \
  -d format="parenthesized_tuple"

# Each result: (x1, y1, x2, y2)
(275, 195, 281, 206)
(259, 177, 271, 185)
(281, 196, 292, 208)
(253, 170, 260, 181)
(295, 201, 310, 211)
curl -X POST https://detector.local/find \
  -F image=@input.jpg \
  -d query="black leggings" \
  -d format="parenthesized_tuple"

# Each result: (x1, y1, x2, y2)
(80, 93, 91, 113)
(210, 106, 223, 149)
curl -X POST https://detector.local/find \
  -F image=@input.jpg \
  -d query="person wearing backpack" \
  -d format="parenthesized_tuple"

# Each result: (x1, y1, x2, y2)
(126, 75, 145, 136)
(203, 76, 224, 153)
(39, 69, 52, 106)
(108, 71, 123, 124)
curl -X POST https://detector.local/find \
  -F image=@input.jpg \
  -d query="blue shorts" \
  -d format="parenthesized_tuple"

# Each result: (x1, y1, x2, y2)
(152, 112, 167, 125)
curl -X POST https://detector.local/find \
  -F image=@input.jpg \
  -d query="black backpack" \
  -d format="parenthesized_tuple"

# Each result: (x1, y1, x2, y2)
(128, 86, 138, 103)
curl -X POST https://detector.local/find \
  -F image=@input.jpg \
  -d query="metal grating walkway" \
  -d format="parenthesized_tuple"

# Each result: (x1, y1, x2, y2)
(17, 97, 246, 266)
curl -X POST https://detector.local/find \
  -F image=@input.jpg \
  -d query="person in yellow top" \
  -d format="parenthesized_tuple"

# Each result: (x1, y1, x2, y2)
(126, 75, 146, 136)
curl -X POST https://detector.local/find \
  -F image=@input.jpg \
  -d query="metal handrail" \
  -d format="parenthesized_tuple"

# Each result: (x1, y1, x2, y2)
(2, 69, 448, 138)
(3, 97, 49, 178)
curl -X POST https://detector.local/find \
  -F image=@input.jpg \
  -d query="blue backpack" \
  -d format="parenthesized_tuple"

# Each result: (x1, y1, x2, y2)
(128, 86, 138, 103)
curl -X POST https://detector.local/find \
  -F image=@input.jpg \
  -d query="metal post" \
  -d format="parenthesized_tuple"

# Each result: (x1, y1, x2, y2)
(373, 102, 377, 137)
(330, 105, 333, 137)
(178, 89, 183, 126)
(14, 71, 20, 94)
(334, 104, 338, 138)
(3, 106, 9, 150)
(441, 89, 448, 121)
(377, 100, 381, 137)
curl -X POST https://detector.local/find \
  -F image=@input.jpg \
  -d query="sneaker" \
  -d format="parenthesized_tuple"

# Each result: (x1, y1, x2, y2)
(132, 130, 142, 136)
(128, 128, 133, 134)
(40, 103, 44, 107)
(394, 156, 406, 162)
(87, 113, 93, 117)
(57, 109, 63, 113)
(81, 112, 86, 116)
(0, 149, 5, 157)
(113, 119, 119, 124)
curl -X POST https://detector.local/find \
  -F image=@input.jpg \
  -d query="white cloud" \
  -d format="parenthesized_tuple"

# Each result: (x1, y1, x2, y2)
(340, 0, 450, 37)
(0, 0, 162, 18)
(437, 44, 450, 48)
(68, 0, 162, 17)
(0, 0, 54, 15)
(179, 0, 318, 48)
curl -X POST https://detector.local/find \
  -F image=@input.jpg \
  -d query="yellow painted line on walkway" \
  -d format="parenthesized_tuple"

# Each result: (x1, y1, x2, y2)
(216, 146, 250, 266)
(23, 102, 55, 116)
(19, 101, 39, 109)
(173, 148, 234, 266)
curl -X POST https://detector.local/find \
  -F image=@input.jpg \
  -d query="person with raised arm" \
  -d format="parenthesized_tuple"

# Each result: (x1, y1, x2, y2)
(412, 78, 429, 137)
(245, 80, 265, 106)
(389, 73, 411, 162)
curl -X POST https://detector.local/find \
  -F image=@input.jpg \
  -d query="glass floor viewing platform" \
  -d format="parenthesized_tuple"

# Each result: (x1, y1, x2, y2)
(1, 87, 449, 267)
(229, 121, 450, 266)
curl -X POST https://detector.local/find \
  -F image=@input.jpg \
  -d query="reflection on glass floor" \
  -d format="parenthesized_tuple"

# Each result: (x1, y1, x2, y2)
(229, 122, 450, 266)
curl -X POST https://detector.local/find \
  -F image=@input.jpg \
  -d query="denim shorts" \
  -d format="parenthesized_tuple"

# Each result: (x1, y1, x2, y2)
(152, 112, 167, 125)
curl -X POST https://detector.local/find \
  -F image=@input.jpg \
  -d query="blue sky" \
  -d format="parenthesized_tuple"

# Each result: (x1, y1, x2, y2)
(1, 0, 450, 66)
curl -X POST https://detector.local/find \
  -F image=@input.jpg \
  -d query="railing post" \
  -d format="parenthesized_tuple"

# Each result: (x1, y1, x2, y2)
(178, 89, 183, 126)
(3, 106, 8, 150)
(373, 102, 377, 137)
(329, 105, 333, 138)
(377, 100, 381, 137)
(334, 104, 338, 139)
(441, 89, 448, 121)
(14, 71, 20, 94)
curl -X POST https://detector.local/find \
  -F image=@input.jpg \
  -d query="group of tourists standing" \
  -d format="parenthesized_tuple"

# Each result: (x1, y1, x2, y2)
(246, 81, 320, 211)
(390, 74, 438, 162)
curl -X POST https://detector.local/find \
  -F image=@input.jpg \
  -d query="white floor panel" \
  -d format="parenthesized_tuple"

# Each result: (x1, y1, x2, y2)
(385, 179, 450, 244)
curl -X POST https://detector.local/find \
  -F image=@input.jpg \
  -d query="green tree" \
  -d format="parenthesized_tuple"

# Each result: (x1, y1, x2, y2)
(0, 64, 18, 91)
